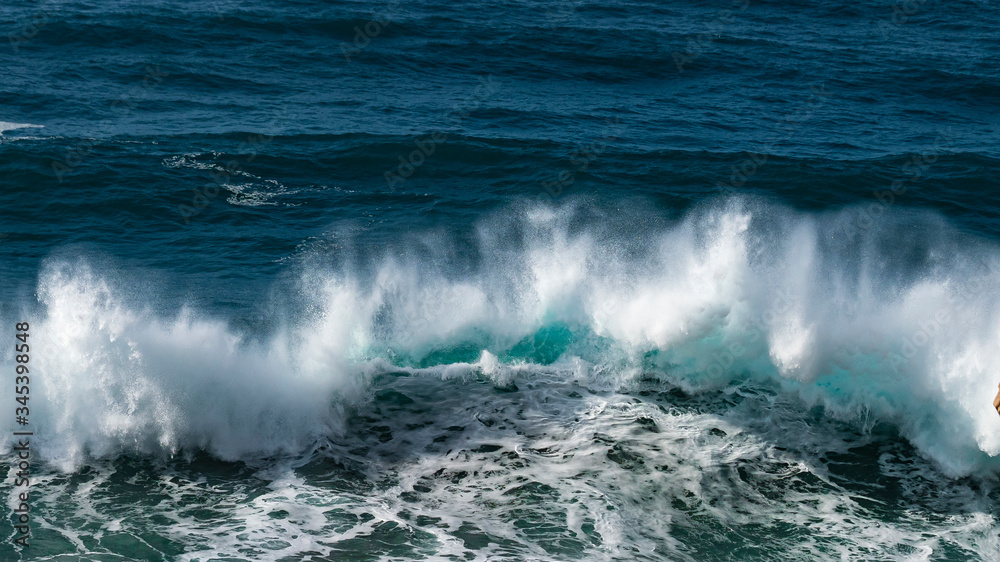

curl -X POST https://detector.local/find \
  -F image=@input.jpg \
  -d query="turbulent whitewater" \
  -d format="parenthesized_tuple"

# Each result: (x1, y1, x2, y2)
(6, 202, 1000, 473)
(3, 201, 1000, 558)
(4, 0, 1000, 558)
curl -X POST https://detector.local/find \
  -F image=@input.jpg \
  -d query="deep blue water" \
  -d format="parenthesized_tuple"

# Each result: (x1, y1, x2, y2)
(2, 0, 1000, 559)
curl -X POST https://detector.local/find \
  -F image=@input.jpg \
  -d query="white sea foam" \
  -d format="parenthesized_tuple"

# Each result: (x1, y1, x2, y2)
(0, 121, 43, 134)
(3, 200, 1000, 478)
(28, 368, 998, 560)
(162, 152, 300, 206)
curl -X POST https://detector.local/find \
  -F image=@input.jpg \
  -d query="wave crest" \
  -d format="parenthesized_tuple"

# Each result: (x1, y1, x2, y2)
(4, 200, 1000, 476)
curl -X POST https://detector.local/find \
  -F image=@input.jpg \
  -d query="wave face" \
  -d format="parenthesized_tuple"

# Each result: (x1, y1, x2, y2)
(5, 200, 1000, 479)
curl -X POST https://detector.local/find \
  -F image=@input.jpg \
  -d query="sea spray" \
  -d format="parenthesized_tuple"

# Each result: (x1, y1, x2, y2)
(3, 200, 1000, 476)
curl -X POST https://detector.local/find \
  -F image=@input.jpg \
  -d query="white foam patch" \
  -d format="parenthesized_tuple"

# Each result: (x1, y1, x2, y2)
(162, 152, 300, 207)
(224, 180, 299, 207)
(0, 121, 43, 134)
(7, 368, 1000, 560)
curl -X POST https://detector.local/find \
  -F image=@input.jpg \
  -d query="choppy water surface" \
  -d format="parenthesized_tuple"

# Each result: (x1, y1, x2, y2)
(2, 0, 1000, 559)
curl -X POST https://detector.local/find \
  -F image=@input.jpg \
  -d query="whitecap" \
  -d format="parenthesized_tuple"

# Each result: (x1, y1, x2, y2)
(0, 121, 44, 134)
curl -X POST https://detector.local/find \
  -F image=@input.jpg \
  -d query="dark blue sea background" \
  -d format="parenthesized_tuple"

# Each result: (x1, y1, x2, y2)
(2, 0, 1000, 559)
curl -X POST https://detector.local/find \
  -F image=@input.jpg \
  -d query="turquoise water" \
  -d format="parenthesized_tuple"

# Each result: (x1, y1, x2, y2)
(2, 0, 1000, 559)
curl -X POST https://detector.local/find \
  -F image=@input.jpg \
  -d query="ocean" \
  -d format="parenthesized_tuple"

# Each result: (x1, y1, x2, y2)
(2, 0, 1000, 559)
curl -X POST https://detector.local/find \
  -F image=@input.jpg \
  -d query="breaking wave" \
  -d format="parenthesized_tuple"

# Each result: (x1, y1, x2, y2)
(4, 199, 1000, 476)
